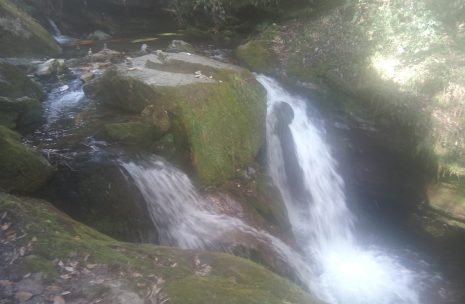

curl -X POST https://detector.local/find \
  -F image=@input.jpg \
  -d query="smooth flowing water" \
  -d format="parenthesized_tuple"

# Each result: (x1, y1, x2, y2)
(257, 75, 422, 304)
(121, 156, 314, 283)
(48, 19, 75, 45)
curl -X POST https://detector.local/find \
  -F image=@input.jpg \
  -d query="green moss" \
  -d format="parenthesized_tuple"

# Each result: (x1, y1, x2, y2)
(0, 96, 43, 131)
(0, 125, 54, 192)
(0, 0, 61, 57)
(172, 69, 266, 185)
(0, 62, 44, 100)
(103, 121, 164, 146)
(90, 56, 266, 186)
(0, 194, 318, 304)
(236, 40, 277, 74)
(17, 255, 59, 279)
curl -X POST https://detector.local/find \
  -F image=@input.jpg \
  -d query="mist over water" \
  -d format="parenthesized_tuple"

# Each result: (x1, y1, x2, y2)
(258, 75, 421, 304)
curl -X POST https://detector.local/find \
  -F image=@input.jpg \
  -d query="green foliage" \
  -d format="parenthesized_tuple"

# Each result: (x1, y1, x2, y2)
(171, 0, 280, 28)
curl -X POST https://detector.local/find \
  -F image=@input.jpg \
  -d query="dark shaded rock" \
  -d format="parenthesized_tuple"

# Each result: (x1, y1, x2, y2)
(40, 160, 158, 244)
(0, 96, 43, 131)
(0, 0, 61, 57)
(274, 102, 307, 206)
(0, 62, 44, 101)
(0, 126, 54, 192)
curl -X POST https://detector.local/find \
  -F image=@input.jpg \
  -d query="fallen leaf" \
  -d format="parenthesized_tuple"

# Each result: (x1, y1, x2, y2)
(86, 264, 97, 269)
(64, 266, 74, 272)
(15, 291, 33, 301)
(53, 295, 66, 304)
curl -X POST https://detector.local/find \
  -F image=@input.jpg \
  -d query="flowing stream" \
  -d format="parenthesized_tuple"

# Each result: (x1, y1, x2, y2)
(258, 75, 422, 304)
(121, 156, 314, 284)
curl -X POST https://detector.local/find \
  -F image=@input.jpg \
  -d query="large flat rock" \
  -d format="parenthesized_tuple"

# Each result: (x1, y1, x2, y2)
(87, 52, 266, 185)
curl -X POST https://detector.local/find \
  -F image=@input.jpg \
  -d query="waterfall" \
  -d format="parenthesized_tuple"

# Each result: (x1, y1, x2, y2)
(121, 156, 314, 285)
(48, 19, 75, 45)
(258, 75, 421, 304)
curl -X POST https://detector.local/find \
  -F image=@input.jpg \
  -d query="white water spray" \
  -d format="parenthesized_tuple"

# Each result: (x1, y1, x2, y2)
(44, 79, 85, 126)
(121, 156, 313, 283)
(48, 19, 75, 45)
(258, 75, 420, 304)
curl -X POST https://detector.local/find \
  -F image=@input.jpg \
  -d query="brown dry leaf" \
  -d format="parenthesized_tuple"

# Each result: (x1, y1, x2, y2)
(64, 266, 74, 272)
(15, 291, 33, 301)
(53, 295, 66, 304)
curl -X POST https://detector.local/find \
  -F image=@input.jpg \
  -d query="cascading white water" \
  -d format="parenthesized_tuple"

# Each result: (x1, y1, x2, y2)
(258, 75, 421, 304)
(44, 79, 85, 126)
(48, 19, 75, 45)
(121, 156, 314, 284)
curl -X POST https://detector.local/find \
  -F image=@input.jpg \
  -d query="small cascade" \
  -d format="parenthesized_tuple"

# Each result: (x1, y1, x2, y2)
(121, 156, 314, 284)
(48, 19, 75, 45)
(43, 78, 86, 127)
(258, 75, 422, 304)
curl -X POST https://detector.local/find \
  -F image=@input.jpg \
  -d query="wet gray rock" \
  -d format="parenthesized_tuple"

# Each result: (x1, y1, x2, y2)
(87, 30, 112, 41)
(166, 40, 195, 53)
(34, 59, 67, 78)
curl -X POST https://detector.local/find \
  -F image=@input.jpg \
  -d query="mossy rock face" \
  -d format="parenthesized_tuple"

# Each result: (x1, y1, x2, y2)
(103, 121, 165, 147)
(427, 182, 465, 225)
(87, 52, 266, 185)
(0, 0, 61, 57)
(0, 126, 54, 192)
(235, 40, 278, 74)
(0, 193, 319, 304)
(0, 62, 44, 100)
(0, 96, 43, 131)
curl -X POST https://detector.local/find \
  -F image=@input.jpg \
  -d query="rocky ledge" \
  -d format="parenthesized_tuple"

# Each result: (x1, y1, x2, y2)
(0, 193, 318, 304)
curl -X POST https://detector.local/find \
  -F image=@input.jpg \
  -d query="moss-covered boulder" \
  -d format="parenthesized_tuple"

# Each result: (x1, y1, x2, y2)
(0, 0, 61, 57)
(86, 52, 266, 185)
(0, 126, 53, 192)
(236, 40, 278, 74)
(103, 121, 165, 147)
(0, 193, 319, 304)
(0, 96, 43, 131)
(0, 62, 44, 100)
